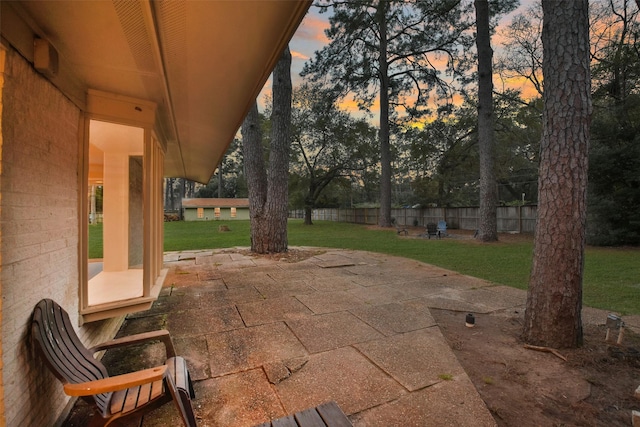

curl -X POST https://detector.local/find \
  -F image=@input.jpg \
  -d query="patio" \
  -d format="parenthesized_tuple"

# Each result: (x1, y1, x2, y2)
(65, 247, 532, 426)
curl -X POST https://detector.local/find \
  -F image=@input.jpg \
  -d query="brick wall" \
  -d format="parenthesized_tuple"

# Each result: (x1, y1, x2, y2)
(0, 45, 124, 426)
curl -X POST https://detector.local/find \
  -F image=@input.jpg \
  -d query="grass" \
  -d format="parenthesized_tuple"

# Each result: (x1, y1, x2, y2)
(88, 219, 640, 315)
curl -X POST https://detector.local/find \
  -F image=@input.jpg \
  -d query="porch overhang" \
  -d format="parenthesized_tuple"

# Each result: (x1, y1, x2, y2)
(1, 0, 311, 183)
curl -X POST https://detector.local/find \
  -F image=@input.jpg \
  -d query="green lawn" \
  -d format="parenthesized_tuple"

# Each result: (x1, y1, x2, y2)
(88, 219, 640, 315)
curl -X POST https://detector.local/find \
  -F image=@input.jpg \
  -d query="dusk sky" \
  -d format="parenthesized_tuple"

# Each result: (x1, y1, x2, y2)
(259, 1, 537, 116)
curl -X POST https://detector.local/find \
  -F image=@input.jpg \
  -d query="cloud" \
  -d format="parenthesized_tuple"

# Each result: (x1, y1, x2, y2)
(296, 13, 330, 44)
(291, 50, 309, 61)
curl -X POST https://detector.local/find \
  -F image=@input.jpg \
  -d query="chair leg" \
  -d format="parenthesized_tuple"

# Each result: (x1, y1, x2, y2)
(178, 388, 198, 427)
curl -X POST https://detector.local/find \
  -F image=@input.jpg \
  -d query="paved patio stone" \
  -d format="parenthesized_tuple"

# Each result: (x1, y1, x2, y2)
(237, 296, 314, 326)
(350, 375, 497, 427)
(117, 313, 167, 336)
(206, 322, 307, 376)
(296, 290, 367, 314)
(309, 253, 358, 268)
(197, 286, 265, 307)
(351, 301, 437, 336)
(275, 346, 407, 415)
(423, 286, 526, 314)
(347, 284, 410, 305)
(166, 305, 244, 337)
(301, 275, 359, 292)
(254, 279, 316, 298)
(143, 369, 285, 427)
(286, 311, 384, 353)
(355, 327, 465, 391)
(174, 335, 211, 381)
(216, 258, 257, 269)
(192, 252, 236, 265)
(222, 271, 277, 288)
(384, 279, 451, 299)
(69, 248, 524, 427)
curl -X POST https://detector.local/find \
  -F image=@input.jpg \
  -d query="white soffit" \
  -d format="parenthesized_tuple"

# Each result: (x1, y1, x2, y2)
(5, 0, 311, 183)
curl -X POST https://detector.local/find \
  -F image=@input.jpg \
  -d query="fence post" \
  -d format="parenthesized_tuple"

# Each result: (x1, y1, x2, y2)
(518, 205, 522, 234)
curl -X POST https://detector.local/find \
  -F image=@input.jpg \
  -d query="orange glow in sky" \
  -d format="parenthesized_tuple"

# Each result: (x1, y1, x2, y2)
(259, 1, 540, 119)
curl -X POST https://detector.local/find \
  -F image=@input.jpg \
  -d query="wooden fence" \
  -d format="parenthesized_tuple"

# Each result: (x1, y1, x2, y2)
(289, 205, 537, 234)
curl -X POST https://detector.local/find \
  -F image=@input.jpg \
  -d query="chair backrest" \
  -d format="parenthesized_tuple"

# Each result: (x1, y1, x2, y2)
(426, 223, 437, 233)
(437, 220, 447, 231)
(32, 299, 111, 413)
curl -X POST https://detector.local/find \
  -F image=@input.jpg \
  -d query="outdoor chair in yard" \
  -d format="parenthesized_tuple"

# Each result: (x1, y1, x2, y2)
(31, 299, 197, 427)
(425, 222, 440, 239)
(437, 220, 448, 237)
(392, 218, 408, 236)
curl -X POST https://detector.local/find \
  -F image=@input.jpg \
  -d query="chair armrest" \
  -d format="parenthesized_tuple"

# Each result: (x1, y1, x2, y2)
(89, 329, 176, 358)
(63, 365, 168, 396)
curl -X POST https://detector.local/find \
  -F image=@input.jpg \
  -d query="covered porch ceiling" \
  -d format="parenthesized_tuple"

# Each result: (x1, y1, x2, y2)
(2, 0, 311, 183)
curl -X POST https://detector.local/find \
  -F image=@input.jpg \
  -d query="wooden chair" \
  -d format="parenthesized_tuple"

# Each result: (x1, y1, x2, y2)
(392, 218, 408, 236)
(31, 299, 197, 427)
(425, 222, 440, 239)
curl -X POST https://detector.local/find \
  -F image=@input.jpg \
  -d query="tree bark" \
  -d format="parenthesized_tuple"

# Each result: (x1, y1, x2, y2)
(304, 205, 313, 225)
(523, 0, 591, 348)
(378, 2, 392, 228)
(241, 47, 291, 254)
(475, 0, 498, 242)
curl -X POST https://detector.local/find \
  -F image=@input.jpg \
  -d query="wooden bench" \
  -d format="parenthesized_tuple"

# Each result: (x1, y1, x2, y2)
(255, 401, 352, 427)
(31, 299, 198, 427)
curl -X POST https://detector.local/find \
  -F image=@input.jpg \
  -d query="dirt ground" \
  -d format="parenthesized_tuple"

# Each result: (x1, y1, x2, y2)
(433, 308, 640, 427)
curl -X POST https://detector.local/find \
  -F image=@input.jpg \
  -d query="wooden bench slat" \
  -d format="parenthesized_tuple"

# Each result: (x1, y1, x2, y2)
(294, 407, 326, 427)
(316, 402, 352, 427)
(255, 402, 351, 427)
(122, 385, 141, 414)
(272, 414, 299, 427)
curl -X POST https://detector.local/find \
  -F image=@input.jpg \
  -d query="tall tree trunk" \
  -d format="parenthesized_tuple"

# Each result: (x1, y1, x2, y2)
(523, 0, 591, 348)
(266, 46, 292, 252)
(218, 159, 223, 198)
(304, 205, 313, 225)
(475, 0, 498, 242)
(242, 102, 268, 246)
(241, 47, 291, 253)
(378, 2, 392, 227)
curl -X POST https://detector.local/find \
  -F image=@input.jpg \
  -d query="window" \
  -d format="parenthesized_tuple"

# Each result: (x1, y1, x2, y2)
(214, 207, 221, 218)
(231, 207, 237, 218)
(197, 207, 204, 219)
(80, 90, 166, 322)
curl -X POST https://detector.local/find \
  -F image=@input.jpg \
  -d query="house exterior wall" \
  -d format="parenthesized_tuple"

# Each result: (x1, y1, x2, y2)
(183, 207, 250, 221)
(0, 45, 124, 427)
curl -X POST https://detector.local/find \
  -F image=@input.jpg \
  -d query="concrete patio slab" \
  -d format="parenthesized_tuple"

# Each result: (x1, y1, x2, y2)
(237, 296, 314, 326)
(201, 285, 265, 306)
(206, 322, 307, 376)
(144, 369, 285, 427)
(222, 271, 278, 288)
(274, 346, 407, 415)
(253, 279, 316, 298)
(65, 247, 515, 427)
(302, 275, 359, 292)
(296, 290, 367, 314)
(286, 311, 384, 353)
(355, 327, 466, 391)
(174, 335, 211, 381)
(351, 301, 437, 336)
(346, 284, 410, 305)
(350, 375, 497, 427)
(166, 305, 244, 336)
